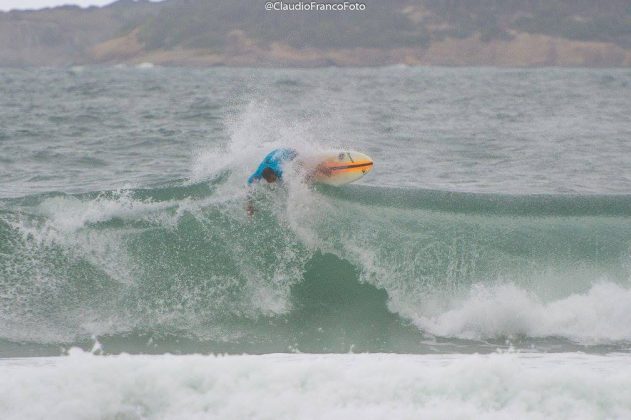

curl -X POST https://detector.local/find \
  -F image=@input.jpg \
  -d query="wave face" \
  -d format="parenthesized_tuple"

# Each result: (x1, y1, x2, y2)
(2, 175, 631, 355)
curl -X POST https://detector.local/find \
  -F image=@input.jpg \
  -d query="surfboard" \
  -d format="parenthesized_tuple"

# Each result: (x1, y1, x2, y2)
(300, 150, 373, 186)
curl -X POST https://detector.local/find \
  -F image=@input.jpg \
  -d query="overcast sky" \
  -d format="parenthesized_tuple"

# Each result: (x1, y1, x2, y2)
(0, 0, 162, 11)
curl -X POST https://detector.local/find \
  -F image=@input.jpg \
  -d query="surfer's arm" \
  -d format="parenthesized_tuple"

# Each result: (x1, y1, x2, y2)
(245, 185, 256, 216)
(246, 198, 255, 216)
(245, 160, 267, 216)
(246, 169, 263, 216)
(246, 174, 257, 217)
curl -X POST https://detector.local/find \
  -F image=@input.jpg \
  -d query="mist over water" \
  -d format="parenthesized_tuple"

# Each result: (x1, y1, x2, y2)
(1, 67, 631, 357)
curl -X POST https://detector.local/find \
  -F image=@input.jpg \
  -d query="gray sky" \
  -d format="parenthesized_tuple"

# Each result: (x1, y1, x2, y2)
(0, 0, 161, 11)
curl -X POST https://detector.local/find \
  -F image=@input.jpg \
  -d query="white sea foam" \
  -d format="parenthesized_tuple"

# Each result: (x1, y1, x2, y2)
(413, 281, 631, 344)
(1, 351, 630, 420)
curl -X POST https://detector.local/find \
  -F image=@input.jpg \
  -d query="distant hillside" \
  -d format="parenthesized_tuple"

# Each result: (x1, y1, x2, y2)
(0, 0, 165, 66)
(1, 0, 630, 67)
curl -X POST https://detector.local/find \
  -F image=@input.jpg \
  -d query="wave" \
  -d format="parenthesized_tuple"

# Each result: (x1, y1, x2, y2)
(1, 175, 631, 353)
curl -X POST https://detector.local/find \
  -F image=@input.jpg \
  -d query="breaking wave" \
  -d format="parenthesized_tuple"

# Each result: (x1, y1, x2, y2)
(2, 168, 631, 354)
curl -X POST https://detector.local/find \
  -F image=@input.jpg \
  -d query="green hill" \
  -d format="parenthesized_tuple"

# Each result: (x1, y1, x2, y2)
(1, 0, 630, 66)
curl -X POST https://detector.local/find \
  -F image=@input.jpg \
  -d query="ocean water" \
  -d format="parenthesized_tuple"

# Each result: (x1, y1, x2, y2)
(1, 66, 631, 418)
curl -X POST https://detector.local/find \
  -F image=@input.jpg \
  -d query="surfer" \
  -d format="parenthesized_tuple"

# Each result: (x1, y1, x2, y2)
(247, 148, 298, 186)
(246, 148, 298, 216)
(246, 148, 333, 216)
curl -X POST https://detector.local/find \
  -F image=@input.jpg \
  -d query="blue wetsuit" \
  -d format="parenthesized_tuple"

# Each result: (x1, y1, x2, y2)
(247, 148, 298, 185)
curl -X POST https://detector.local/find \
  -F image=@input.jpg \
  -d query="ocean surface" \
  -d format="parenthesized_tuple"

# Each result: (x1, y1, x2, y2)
(1, 66, 631, 419)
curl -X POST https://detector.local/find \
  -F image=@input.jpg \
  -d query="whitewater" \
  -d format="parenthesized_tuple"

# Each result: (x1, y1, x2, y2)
(1, 66, 631, 419)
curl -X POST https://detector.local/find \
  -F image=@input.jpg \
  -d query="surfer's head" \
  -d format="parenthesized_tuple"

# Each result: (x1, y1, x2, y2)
(262, 167, 278, 183)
